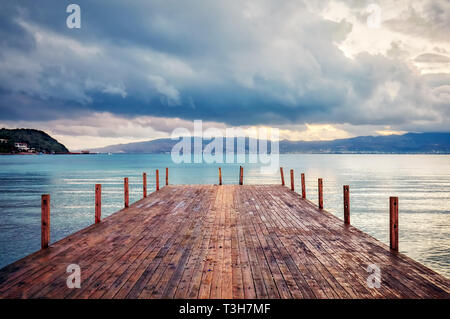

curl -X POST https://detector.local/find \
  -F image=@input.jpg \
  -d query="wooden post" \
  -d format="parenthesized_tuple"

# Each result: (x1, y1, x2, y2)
(390, 197, 399, 251)
(166, 167, 169, 186)
(95, 184, 101, 224)
(41, 194, 50, 249)
(143, 173, 147, 198)
(280, 167, 285, 186)
(301, 173, 306, 199)
(219, 167, 222, 185)
(343, 185, 350, 224)
(239, 166, 243, 185)
(124, 177, 129, 208)
(290, 169, 294, 191)
(318, 178, 323, 209)
(156, 169, 160, 191)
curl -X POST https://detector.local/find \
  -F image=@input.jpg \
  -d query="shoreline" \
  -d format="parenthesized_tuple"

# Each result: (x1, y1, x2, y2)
(0, 152, 99, 155)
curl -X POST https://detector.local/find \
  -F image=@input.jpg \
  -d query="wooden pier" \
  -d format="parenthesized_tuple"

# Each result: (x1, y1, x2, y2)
(0, 183, 449, 299)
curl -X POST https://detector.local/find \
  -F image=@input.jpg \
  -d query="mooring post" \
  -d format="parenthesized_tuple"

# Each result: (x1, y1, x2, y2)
(219, 167, 222, 185)
(290, 169, 294, 191)
(318, 178, 323, 209)
(95, 184, 101, 224)
(390, 197, 399, 251)
(301, 173, 306, 199)
(280, 167, 285, 186)
(166, 167, 169, 186)
(41, 194, 50, 249)
(343, 185, 350, 224)
(143, 173, 147, 198)
(239, 166, 243, 185)
(156, 169, 160, 191)
(124, 178, 129, 208)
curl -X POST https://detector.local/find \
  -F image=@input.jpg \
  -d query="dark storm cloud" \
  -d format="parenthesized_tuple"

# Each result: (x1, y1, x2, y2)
(0, 0, 449, 130)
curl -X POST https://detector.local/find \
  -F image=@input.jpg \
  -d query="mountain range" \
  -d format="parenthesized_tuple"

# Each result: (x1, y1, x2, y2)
(87, 132, 450, 154)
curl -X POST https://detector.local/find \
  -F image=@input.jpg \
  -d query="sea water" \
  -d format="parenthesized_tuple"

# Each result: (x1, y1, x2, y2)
(0, 154, 448, 277)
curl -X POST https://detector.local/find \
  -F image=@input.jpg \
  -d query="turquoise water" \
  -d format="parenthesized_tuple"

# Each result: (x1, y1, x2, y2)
(0, 154, 449, 277)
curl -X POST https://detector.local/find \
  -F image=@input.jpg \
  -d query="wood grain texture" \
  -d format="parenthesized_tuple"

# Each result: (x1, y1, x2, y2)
(318, 178, 323, 210)
(95, 184, 101, 224)
(143, 173, 147, 198)
(290, 170, 294, 191)
(343, 185, 349, 225)
(301, 173, 306, 199)
(156, 170, 159, 191)
(239, 167, 243, 185)
(0, 185, 448, 299)
(124, 178, 129, 208)
(390, 197, 399, 251)
(166, 168, 169, 186)
(41, 194, 50, 249)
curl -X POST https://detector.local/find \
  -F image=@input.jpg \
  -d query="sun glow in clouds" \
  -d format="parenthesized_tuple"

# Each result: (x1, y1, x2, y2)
(171, 120, 280, 173)
(0, 1, 449, 149)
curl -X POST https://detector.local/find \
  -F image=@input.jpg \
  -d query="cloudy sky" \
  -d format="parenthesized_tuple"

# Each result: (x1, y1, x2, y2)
(0, 0, 449, 150)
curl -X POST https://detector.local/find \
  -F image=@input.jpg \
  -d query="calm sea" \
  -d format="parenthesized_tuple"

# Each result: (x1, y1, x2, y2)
(0, 154, 448, 277)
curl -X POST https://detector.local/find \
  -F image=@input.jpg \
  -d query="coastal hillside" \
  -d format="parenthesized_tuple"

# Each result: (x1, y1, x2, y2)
(279, 132, 450, 153)
(88, 132, 450, 154)
(0, 128, 69, 154)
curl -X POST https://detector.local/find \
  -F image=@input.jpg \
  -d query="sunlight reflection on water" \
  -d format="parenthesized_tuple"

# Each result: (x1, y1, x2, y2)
(0, 154, 448, 277)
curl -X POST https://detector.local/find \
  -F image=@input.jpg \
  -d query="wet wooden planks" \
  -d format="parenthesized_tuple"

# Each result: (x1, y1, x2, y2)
(0, 185, 449, 299)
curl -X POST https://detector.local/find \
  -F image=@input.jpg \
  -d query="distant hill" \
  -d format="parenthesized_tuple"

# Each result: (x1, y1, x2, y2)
(279, 132, 450, 153)
(0, 128, 69, 153)
(88, 132, 450, 154)
(89, 138, 181, 154)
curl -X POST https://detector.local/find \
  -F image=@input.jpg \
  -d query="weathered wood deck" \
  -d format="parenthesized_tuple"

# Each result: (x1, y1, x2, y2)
(0, 185, 448, 299)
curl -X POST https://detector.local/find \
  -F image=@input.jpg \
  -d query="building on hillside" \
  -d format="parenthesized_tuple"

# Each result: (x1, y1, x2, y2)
(0, 139, 8, 143)
(14, 142, 29, 151)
